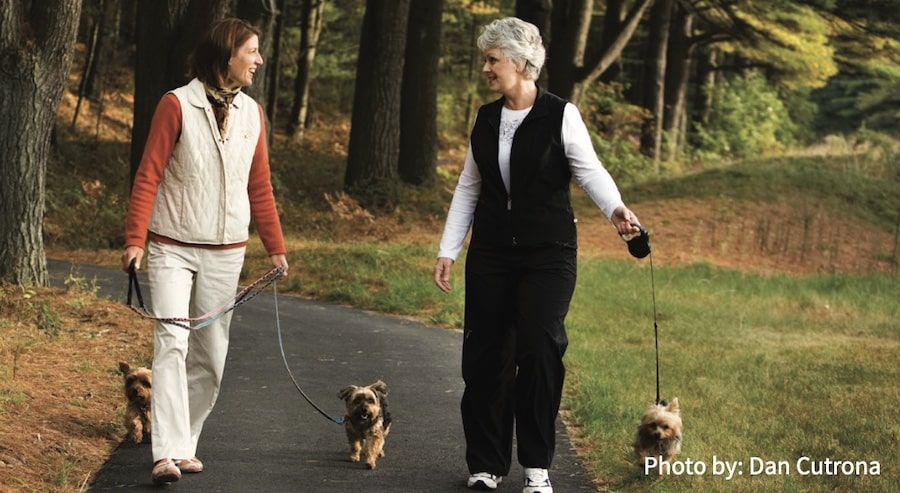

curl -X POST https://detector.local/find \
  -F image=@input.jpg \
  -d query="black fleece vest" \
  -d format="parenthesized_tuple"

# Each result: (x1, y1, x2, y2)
(469, 88, 576, 249)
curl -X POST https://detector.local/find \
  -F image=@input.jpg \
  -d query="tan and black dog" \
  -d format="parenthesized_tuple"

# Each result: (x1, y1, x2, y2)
(633, 397, 683, 471)
(119, 361, 152, 443)
(338, 380, 392, 469)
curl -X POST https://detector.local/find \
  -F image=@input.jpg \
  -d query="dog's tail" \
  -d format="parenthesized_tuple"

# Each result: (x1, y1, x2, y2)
(379, 394, 392, 429)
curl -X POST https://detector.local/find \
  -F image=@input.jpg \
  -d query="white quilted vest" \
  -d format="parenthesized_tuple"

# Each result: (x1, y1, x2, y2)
(148, 78, 262, 245)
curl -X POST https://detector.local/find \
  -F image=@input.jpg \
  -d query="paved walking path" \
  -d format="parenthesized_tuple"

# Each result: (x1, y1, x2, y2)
(49, 260, 597, 492)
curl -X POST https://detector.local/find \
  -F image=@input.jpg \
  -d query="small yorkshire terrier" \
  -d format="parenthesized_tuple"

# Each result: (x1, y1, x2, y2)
(633, 397, 683, 469)
(118, 361, 152, 443)
(338, 380, 392, 469)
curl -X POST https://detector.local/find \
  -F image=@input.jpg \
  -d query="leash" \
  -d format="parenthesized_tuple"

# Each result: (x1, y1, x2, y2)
(649, 251, 661, 405)
(126, 259, 343, 425)
(272, 279, 344, 425)
(127, 259, 284, 330)
(623, 226, 662, 404)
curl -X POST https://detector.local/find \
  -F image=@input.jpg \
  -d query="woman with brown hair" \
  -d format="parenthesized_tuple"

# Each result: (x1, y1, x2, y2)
(122, 18, 288, 484)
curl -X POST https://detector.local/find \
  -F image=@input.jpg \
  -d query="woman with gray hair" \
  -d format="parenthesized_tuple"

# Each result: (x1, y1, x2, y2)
(434, 17, 642, 493)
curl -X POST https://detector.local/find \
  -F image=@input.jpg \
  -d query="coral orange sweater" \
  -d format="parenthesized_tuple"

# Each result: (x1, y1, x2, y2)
(124, 93, 286, 255)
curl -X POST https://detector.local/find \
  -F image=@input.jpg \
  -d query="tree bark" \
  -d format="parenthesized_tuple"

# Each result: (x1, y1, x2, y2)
(398, 0, 443, 185)
(562, 0, 654, 104)
(663, 5, 694, 161)
(236, 0, 277, 117)
(639, 0, 674, 170)
(546, 0, 593, 100)
(129, 0, 227, 184)
(344, 0, 411, 201)
(0, 0, 83, 286)
(515, 0, 552, 88)
(516, 0, 552, 36)
(598, 0, 626, 84)
(544, 0, 652, 103)
(266, 0, 287, 125)
(289, 0, 327, 140)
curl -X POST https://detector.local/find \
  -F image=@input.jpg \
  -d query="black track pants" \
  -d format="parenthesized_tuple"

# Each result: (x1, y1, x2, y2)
(460, 243, 576, 475)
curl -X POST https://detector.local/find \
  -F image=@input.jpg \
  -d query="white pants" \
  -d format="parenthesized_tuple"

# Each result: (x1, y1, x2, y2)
(147, 241, 246, 461)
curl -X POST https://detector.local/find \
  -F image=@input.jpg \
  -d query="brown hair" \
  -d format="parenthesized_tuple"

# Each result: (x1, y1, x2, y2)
(189, 18, 260, 87)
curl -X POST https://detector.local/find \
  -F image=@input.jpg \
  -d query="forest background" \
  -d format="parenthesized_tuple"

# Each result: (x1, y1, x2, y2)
(0, 0, 897, 491)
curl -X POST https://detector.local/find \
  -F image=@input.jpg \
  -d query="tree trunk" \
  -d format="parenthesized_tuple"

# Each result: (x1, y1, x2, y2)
(639, 0, 674, 171)
(598, 0, 626, 84)
(516, 0, 553, 35)
(344, 0, 411, 202)
(398, 0, 443, 185)
(567, 0, 653, 104)
(83, 0, 119, 102)
(0, 0, 83, 286)
(546, 0, 593, 100)
(289, 0, 327, 140)
(694, 47, 718, 129)
(544, 0, 652, 103)
(236, 0, 277, 117)
(266, 0, 287, 124)
(72, 6, 103, 128)
(129, 0, 227, 184)
(663, 5, 694, 161)
(515, 0, 552, 88)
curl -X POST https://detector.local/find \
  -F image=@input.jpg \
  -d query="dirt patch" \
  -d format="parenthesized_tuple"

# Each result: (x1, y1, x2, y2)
(0, 284, 153, 492)
(576, 198, 896, 275)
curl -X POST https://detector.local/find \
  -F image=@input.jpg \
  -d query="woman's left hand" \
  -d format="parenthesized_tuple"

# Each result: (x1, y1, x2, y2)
(270, 254, 289, 277)
(611, 205, 641, 236)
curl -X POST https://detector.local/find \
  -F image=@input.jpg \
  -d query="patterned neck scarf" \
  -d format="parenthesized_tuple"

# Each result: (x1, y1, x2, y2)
(204, 84, 241, 138)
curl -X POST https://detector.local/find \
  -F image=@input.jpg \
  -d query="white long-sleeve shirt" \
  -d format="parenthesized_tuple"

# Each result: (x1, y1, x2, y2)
(437, 103, 624, 261)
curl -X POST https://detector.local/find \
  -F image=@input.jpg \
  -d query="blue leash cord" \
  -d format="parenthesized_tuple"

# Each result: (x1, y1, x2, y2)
(127, 261, 342, 425)
(272, 277, 344, 425)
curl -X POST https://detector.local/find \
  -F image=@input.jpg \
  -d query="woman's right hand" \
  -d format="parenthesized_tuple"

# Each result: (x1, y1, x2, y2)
(122, 246, 144, 273)
(434, 257, 454, 293)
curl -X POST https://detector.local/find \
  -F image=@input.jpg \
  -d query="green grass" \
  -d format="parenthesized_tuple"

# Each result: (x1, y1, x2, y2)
(564, 259, 898, 492)
(243, 240, 898, 491)
(244, 240, 467, 327)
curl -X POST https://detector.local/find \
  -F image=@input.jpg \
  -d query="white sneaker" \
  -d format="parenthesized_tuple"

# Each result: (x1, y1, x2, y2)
(523, 468, 552, 493)
(468, 472, 502, 490)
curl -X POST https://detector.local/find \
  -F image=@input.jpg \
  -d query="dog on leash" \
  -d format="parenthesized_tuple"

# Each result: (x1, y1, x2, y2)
(119, 361, 152, 443)
(633, 397, 683, 470)
(338, 380, 392, 469)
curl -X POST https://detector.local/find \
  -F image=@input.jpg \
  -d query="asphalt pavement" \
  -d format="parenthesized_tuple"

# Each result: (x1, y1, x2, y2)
(48, 259, 597, 492)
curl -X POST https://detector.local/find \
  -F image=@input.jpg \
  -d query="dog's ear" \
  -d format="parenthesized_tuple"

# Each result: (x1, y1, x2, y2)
(338, 386, 357, 401)
(667, 397, 680, 415)
(370, 380, 388, 396)
(119, 361, 132, 375)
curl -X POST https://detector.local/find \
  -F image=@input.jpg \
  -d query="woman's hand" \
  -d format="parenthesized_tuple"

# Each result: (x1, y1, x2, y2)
(611, 205, 641, 236)
(122, 246, 144, 273)
(270, 254, 289, 278)
(434, 257, 454, 293)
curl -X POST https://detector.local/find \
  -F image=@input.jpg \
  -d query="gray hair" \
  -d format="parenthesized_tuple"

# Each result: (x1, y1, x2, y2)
(477, 17, 545, 80)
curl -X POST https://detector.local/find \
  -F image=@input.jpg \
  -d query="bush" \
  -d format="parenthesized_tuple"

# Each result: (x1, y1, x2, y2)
(693, 71, 798, 161)
(578, 83, 654, 183)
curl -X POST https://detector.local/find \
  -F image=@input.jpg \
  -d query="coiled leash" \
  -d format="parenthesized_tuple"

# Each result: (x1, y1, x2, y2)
(126, 258, 284, 330)
(623, 226, 662, 405)
(126, 259, 343, 425)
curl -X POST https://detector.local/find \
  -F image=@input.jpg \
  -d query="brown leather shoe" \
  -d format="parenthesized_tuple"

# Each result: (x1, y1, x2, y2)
(175, 457, 204, 473)
(151, 458, 181, 484)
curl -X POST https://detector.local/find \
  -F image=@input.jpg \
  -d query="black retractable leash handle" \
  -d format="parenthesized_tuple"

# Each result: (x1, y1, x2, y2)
(622, 226, 661, 404)
(622, 225, 651, 259)
(127, 258, 145, 309)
